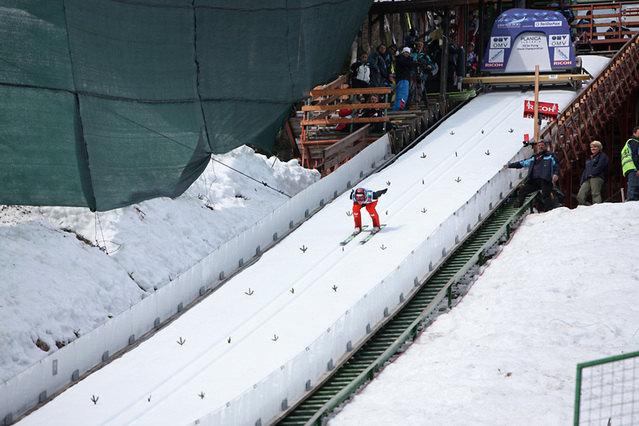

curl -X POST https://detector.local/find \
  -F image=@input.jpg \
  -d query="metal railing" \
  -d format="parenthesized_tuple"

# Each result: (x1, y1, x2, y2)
(541, 33, 639, 178)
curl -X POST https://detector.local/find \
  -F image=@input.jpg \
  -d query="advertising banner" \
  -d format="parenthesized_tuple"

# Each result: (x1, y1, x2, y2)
(481, 9, 575, 73)
(523, 100, 559, 121)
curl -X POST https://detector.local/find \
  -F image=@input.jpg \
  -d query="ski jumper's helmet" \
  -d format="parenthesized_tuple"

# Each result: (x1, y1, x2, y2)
(354, 188, 367, 203)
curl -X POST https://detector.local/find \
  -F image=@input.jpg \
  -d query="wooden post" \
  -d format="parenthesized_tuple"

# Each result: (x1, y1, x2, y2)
(534, 65, 540, 143)
(440, 6, 450, 113)
(368, 13, 373, 53)
(478, 0, 485, 65)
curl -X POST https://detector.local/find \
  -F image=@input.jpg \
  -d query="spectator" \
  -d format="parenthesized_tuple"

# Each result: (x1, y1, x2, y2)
(393, 47, 420, 111)
(577, 141, 609, 205)
(384, 44, 395, 85)
(605, 21, 630, 39)
(447, 43, 461, 92)
(404, 29, 418, 50)
(350, 187, 388, 234)
(576, 10, 592, 42)
(557, 1, 575, 25)
(605, 21, 618, 39)
(410, 41, 434, 106)
(466, 42, 479, 77)
(358, 94, 384, 133)
(334, 108, 353, 132)
(557, 0, 575, 39)
(386, 44, 398, 66)
(418, 42, 436, 76)
(468, 10, 479, 45)
(503, 140, 561, 210)
(621, 126, 639, 201)
(368, 44, 388, 88)
(350, 52, 370, 88)
(413, 40, 426, 58)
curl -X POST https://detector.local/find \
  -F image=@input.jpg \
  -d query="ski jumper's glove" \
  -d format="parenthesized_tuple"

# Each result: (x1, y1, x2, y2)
(372, 188, 387, 199)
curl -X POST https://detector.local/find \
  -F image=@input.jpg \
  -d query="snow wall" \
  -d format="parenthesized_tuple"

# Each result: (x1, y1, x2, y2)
(0, 131, 530, 425)
(0, 136, 391, 424)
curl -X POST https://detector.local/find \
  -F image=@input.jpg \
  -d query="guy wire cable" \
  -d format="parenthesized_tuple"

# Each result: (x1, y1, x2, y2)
(107, 109, 292, 198)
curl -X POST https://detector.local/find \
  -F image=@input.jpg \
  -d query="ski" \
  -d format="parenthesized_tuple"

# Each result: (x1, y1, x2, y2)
(340, 225, 368, 246)
(359, 224, 386, 245)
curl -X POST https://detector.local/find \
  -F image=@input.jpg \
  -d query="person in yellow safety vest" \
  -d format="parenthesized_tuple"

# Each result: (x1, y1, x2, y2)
(621, 126, 639, 201)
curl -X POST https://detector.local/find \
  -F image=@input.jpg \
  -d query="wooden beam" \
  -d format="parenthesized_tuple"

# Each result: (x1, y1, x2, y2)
(463, 74, 591, 84)
(301, 139, 341, 146)
(302, 103, 391, 111)
(370, 0, 480, 14)
(534, 66, 539, 143)
(301, 117, 390, 126)
(315, 94, 345, 106)
(310, 87, 392, 96)
(312, 74, 349, 91)
(323, 125, 371, 158)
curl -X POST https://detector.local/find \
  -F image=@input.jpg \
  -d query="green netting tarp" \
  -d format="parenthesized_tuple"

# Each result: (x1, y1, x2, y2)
(0, 0, 372, 211)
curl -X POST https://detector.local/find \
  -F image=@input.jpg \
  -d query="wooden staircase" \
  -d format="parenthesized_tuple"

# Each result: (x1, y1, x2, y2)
(286, 75, 453, 176)
(541, 34, 639, 205)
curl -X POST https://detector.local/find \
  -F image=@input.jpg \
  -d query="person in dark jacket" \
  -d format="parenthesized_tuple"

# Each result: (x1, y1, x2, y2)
(504, 140, 561, 210)
(557, 1, 576, 40)
(404, 29, 418, 50)
(557, 1, 575, 25)
(357, 94, 384, 133)
(393, 47, 420, 111)
(350, 187, 387, 234)
(368, 44, 388, 88)
(577, 141, 609, 205)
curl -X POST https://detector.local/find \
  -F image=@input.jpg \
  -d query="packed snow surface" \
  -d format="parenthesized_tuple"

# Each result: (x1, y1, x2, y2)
(8, 55, 620, 425)
(329, 202, 639, 425)
(0, 146, 320, 382)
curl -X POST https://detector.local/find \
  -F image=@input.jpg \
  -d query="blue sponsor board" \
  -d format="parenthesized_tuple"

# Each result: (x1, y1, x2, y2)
(481, 9, 575, 73)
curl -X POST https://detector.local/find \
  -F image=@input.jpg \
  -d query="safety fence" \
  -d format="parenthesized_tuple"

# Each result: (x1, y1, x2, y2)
(299, 79, 392, 173)
(571, 2, 639, 47)
(574, 350, 639, 425)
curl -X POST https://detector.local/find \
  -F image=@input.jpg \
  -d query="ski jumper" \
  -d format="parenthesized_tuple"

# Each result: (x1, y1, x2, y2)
(350, 188, 387, 228)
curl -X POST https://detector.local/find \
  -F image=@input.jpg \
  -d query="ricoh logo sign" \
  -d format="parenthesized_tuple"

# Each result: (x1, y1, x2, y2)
(549, 34, 569, 47)
(523, 100, 559, 121)
(490, 36, 510, 49)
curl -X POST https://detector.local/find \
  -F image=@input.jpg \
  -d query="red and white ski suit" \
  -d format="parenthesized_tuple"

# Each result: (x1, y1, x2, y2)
(351, 188, 386, 228)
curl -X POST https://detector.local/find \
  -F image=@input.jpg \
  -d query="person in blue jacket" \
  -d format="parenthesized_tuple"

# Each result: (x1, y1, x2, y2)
(557, 1, 575, 25)
(577, 140, 609, 205)
(503, 140, 561, 210)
